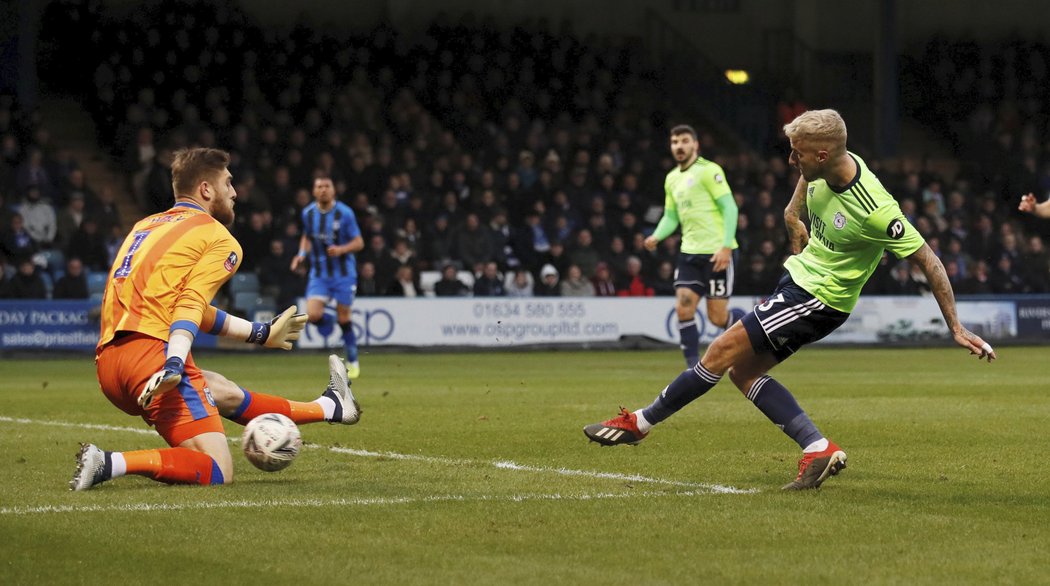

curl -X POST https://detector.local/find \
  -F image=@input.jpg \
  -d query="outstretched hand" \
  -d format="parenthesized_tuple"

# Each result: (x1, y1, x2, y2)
(263, 305, 309, 350)
(953, 327, 997, 362)
(1018, 192, 1037, 214)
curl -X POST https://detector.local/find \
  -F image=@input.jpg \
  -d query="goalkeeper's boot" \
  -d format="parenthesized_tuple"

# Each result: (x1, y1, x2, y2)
(345, 360, 361, 380)
(781, 440, 847, 490)
(70, 443, 109, 491)
(325, 354, 361, 425)
(583, 407, 648, 446)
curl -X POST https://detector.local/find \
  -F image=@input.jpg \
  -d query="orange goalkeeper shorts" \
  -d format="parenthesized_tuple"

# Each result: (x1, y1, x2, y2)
(95, 332, 223, 446)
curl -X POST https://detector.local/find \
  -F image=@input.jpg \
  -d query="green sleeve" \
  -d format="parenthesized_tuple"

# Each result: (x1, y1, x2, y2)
(714, 193, 738, 247)
(699, 164, 733, 202)
(652, 206, 680, 241)
(860, 205, 925, 259)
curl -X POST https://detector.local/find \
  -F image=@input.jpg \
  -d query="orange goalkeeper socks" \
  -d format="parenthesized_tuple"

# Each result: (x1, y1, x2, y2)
(114, 448, 224, 485)
(227, 387, 326, 425)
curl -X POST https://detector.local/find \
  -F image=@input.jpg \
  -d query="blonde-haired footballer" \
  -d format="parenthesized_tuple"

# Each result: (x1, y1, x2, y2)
(586, 110, 996, 490)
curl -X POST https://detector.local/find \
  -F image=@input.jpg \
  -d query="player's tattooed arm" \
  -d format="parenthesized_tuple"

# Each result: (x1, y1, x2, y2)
(784, 177, 810, 254)
(907, 243, 997, 362)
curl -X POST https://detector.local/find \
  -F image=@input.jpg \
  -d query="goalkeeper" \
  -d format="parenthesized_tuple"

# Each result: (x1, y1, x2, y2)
(71, 148, 361, 492)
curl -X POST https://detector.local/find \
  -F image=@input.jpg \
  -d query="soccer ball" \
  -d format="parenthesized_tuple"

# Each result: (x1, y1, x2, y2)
(242, 413, 302, 472)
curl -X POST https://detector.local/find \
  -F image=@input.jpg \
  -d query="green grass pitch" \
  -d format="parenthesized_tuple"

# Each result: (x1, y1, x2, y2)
(2, 346, 1048, 584)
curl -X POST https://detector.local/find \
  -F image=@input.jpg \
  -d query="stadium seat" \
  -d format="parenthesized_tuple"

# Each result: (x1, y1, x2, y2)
(229, 273, 260, 295)
(233, 291, 262, 316)
(39, 249, 65, 275)
(40, 272, 53, 298)
(87, 272, 108, 294)
(418, 270, 440, 295)
(89, 292, 105, 306)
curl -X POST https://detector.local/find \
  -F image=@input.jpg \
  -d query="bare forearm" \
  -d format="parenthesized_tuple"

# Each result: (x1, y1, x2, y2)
(908, 244, 961, 332)
(784, 178, 808, 224)
(1038, 200, 1050, 218)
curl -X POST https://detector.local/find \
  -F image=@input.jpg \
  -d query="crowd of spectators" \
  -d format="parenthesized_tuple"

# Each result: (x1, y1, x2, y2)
(0, 92, 124, 299)
(2, 1, 1049, 302)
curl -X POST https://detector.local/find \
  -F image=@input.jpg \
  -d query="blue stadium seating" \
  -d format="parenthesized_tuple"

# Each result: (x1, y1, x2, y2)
(87, 272, 108, 295)
(229, 273, 260, 295)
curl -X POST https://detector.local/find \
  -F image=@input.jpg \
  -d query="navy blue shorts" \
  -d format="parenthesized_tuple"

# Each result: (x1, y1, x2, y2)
(673, 251, 737, 298)
(741, 273, 850, 362)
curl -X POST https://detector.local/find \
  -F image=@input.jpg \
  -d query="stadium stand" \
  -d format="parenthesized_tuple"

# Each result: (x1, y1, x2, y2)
(1, 1, 1048, 302)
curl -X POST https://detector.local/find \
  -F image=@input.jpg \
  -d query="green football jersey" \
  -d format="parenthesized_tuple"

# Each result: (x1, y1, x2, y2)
(784, 153, 925, 313)
(663, 157, 737, 254)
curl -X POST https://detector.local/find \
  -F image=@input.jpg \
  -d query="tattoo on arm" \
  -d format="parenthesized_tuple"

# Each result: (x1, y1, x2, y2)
(908, 244, 960, 331)
(784, 179, 808, 223)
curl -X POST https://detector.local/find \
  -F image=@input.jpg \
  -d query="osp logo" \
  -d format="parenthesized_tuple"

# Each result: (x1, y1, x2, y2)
(301, 305, 396, 346)
(664, 308, 711, 341)
(352, 308, 395, 344)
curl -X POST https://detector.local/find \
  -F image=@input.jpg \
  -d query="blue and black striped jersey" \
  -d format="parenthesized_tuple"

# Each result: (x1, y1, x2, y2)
(300, 201, 362, 279)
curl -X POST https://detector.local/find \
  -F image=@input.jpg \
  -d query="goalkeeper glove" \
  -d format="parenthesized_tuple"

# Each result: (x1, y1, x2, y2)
(245, 305, 308, 350)
(138, 356, 185, 409)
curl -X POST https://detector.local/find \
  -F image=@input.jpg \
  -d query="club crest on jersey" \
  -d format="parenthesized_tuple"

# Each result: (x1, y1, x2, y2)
(833, 212, 847, 230)
(687, 177, 696, 187)
(332, 220, 340, 231)
(223, 251, 238, 272)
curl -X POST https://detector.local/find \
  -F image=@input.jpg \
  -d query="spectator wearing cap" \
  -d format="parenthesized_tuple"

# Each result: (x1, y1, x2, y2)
(535, 264, 561, 297)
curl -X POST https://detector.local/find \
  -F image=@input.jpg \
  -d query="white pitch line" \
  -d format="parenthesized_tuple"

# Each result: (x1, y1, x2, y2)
(0, 489, 717, 516)
(0, 416, 756, 495)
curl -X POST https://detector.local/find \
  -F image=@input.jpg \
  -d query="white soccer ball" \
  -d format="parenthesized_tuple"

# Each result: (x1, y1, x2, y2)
(242, 413, 302, 472)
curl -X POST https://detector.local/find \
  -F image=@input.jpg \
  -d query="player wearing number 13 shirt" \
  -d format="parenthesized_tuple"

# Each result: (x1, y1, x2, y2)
(584, 110, 997, 490)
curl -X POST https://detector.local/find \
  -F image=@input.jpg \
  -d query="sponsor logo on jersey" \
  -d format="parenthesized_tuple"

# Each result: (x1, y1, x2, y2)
(887, 218, 905, 240)
(224, 251, 238, 272)
(714, 173, 724, 184)
(833, 212, 847, 230)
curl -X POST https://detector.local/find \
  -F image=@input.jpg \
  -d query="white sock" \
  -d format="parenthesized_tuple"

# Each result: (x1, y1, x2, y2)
(314, 396, 336, 420)
(633, 410, 653, 434)
(110, 452, 127, 479)
(803, 438, 829, 453)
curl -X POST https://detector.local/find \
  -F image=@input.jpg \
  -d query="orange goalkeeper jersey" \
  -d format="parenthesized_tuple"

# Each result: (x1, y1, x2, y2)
(97, 202, 242, 350)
